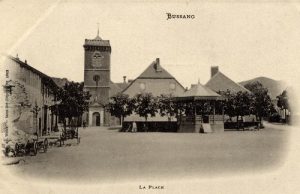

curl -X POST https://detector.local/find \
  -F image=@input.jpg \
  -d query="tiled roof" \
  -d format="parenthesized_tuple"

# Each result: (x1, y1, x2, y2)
(8, 56, 58, 89)
(115, 82, 129, 90)
(121, 59, 185, 94)
(180, 83, 220, 97)
(138, 60, 174, 79)
(84, 36, 110, 47)
(51, 77, 69, 88)
(205, 71, 250, 93)
(109, 81, 123, 97)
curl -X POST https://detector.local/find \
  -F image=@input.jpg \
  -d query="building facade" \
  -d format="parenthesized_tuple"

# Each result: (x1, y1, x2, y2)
(3, 55, 58, 137)
(83, 33, 114, 126)
(122, 58, 186, 123)
(122, 58, 185, 98)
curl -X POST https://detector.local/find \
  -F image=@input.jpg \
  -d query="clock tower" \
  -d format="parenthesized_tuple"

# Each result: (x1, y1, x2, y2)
(83, 30, 111, 126)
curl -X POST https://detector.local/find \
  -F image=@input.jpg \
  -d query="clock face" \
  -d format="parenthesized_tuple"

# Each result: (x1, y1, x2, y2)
(92, 52, 104, 67)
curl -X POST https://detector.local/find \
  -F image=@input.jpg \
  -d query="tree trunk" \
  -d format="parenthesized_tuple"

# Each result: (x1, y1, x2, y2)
(259, 116, 263, 129)
(145, 117, 148, 132)
(284, 108, 287, 123)
(63, 117, 67, 136)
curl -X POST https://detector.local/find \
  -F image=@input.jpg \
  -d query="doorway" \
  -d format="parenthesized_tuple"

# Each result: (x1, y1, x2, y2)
(92, 112, 100, 126)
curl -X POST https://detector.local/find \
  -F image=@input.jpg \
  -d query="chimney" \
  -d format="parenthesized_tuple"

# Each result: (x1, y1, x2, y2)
(123, 76, 127, 83)
(25, 59, 27, 64)
(155, 58, 162, 72)
(128, 79, 133, 83)
(211, 66, 219, 78)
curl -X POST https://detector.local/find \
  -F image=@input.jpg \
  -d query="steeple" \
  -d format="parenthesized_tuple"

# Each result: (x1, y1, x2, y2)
(95, 22, 102, 40)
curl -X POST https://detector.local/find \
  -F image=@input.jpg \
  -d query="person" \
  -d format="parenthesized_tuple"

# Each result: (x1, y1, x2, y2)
(132, 121, 137, 133)
(126, 123, 132, 132)
(143, 123, 148, 132)
(83, 121, 86, 129)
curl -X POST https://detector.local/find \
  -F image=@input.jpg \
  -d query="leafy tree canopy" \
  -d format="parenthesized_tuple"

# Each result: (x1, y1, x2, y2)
(244, 81, 275, 121)
(107, 93, 134, 122)
(54, 82, 91, 120)
(133, 93, 158, 121)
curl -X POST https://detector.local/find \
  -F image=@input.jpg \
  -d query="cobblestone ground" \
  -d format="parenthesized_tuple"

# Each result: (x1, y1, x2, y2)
(5, 123, 290, 183)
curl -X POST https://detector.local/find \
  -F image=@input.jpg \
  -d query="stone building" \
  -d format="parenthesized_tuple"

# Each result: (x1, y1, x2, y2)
(3, 55, 59, 136)
(83, 32, 122, 126)
(122, 58, 185, 97)
(122, 58, 186, 123)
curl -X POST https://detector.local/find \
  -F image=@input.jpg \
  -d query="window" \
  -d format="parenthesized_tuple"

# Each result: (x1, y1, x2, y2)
(140, 83, 146, 91)
(170, 83, 176, 90)
(93, 75, 100, 86)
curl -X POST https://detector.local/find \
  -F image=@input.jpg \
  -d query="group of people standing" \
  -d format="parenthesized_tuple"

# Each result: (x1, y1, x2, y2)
(126, 121, 138, 132)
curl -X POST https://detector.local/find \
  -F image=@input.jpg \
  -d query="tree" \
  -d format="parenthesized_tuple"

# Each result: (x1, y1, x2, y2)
(133, 93, 158, 131)
(245, 81, 274, 127)
(277, 90, 289, 122)
(218, 90, 236, 120)
(233, 91, 252, 118)
(53, 82, 91, 129)
(218, 90, 252, 129)
(158, 94, 176, 121)
(107, 93, 134, 125)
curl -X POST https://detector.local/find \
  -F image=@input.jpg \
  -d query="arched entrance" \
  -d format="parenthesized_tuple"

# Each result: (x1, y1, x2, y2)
(92, 112, 100, 126)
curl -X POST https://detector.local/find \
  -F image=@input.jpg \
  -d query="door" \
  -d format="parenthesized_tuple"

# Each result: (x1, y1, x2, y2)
(96, 115, 100, 126)
(92, 112, 101, 126)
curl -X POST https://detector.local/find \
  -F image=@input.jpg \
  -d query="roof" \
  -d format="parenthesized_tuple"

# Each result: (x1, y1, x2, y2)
(138, 60, 174, 79)
(8, 56, 58, 90)
(115, 82, 130, 90)
(177, 83, 221, 100)
(84, 34, 111, 47)
(109, 81, 123, 97)
(205, 71, 250, 93)
(121, 59, 185, 94)
(51, 77, 70, 88)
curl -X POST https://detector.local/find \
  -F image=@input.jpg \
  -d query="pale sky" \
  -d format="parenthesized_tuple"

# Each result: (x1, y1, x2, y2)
(1, 0, 300, 89)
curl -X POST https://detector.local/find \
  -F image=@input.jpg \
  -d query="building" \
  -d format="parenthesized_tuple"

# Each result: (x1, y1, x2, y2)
(3, 55, 59, 137)
(83, 32, 122, 126)
(122, 58, 185, 97)
(205, 66, 250, 93)
(175, 82, 224, 133)
(121, 58, 186, 126)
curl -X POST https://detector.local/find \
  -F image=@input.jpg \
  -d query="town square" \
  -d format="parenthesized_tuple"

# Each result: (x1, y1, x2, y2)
(0, 1, 299, 194)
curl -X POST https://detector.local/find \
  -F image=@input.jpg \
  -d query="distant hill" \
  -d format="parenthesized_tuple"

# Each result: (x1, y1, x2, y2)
(239, 77, 287, 99)
(51, 77, 70, 88)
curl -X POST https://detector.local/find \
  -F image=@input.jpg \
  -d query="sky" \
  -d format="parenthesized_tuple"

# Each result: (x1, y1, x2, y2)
(1, 0, 300, 89)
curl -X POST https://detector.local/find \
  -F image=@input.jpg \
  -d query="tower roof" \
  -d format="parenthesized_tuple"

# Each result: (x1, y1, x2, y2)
(84, 38, 110, 47)
(84, 27, 110, 47)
